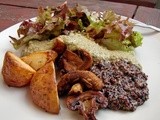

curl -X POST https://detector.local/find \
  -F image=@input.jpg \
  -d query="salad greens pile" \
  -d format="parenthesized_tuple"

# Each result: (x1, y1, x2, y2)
(10, 1, 143, 51)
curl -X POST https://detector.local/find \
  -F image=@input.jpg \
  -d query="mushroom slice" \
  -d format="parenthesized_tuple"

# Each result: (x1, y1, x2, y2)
(68, 83, 83, 95)
(60, 49, 93, 72)
(52, 37, 67, 55)
(58, 70, 104, 96)
(62, 50, 83, 71)
(73, 49, 93, 70)
(66, 91, 108, 120)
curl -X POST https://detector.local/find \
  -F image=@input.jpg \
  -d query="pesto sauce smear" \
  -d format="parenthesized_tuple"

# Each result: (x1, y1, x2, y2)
(22, 32, 140, 67)
(60, 33, 141, 67)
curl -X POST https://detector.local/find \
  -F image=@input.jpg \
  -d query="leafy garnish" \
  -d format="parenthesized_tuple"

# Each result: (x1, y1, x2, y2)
(10, 1, 143, 51)
(130, 31, 143, 47)
(101, 38, 134, 51)
(85, 11, 143, 51)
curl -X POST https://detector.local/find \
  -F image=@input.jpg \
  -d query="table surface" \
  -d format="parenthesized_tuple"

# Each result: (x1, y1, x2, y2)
(0, 0, 160, 32)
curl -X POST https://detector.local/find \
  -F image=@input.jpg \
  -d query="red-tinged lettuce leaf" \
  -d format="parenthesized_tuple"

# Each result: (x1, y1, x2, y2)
(86, 20, 105, 38)
(17, 20, 44, 37)
(53, 1, 69, 20)
(39, 17, 65, 36)
(85, 10, 142, 51)
(36, 7, 52, 25)
(103, 10, 121, 24)
(10, 2, 143, 51)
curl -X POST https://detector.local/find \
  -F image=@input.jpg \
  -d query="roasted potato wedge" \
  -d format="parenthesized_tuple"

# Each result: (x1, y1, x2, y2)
(2, 51, 36, 87)
(30, 61, 60, 114)
(21, 50, 57, 70)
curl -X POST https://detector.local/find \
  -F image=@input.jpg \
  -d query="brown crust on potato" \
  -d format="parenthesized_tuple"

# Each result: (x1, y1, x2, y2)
(21, 50, 57, 70)
(2, 51, 36, 87)
(30, 61, 60, 114)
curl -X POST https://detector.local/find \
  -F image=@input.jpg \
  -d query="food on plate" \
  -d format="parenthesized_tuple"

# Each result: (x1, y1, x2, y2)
(52, 38, 67, 54)
(60, 33, 139, 66)
(1, 1, 149, 120)
(100, 31, 143, 51)
(30, 61, 60, 114)
(21, 40, 55, 56)
(86, 15, 143, 51)
(59, 48, 93, 73)
(59, 49, 84, 72)
(21, 50, 57, 70)
(56, 33, 148, 112)
(68, 83, 83, 95)
(66, 91, 108, 120)
(21, 32, 140, 66)
(58, 70, 104, 96)
(90, 60, 148, 111)
(2, 51, 36, 87)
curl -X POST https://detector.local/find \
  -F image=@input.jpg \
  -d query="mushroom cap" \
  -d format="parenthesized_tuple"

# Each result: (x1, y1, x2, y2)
(57, 70, 104, 96)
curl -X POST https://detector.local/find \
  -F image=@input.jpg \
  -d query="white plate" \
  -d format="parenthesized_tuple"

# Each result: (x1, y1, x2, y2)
(0, 18, 160, 120)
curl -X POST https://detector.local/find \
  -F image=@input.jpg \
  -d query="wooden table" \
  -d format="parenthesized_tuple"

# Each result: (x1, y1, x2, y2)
(0, 0, 160, 32)
(102, 0, 157, 8)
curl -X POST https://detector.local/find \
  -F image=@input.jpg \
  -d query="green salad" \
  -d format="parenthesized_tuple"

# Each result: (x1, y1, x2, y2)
(10, 1, 143, 51)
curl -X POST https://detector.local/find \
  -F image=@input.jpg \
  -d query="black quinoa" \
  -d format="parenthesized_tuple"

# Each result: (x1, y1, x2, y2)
(90, 59, 149, 111)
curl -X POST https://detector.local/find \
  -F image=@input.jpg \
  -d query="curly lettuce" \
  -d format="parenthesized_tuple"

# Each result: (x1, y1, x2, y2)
(85, 10, 143, 51)
(10, 2, 143, 51)
(100, 31, 143, 51)
(130, 31, 143, 47)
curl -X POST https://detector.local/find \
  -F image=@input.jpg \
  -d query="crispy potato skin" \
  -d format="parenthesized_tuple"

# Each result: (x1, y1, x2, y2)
(2, 51, 36, 87)
(30, 61, 60, 114)
(21, 50, 57, 70)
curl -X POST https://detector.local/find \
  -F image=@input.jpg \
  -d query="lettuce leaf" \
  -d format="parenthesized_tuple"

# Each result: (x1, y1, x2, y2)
(10, 34, 49, 49)
(130, 31, 143, 47)
(100, 31, 143, 51)
(10, 2, 143, 51)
